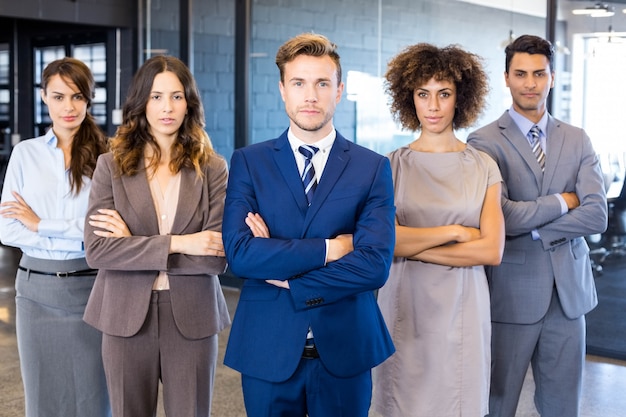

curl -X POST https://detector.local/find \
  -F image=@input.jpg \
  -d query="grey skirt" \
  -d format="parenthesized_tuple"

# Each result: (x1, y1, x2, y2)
(15, 254, 110, 417)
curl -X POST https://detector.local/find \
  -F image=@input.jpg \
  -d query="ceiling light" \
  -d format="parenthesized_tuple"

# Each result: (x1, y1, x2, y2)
(500, 29, 516, 48)
(572, 3, 615, 17)
(555, 41, 571, 55)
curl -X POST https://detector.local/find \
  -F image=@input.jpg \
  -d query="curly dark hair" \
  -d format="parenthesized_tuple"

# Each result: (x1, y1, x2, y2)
(384, 43, 489, 132)
(111, 55, 214, 178)
(41, 57, 107, 194)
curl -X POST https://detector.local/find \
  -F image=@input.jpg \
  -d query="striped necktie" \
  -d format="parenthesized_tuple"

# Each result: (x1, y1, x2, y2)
(298, 145, 319, 205)
(530, 125, 545, 172)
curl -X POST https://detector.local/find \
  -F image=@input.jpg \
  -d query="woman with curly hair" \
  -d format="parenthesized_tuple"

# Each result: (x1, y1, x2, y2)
(83, 55, 230, 417)
(0, 57, 110, 417)
(372, 44, 505, 417)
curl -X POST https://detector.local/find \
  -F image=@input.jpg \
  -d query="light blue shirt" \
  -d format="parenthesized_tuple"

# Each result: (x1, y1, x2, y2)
(508, 107, 568, 240)
(0, 129, 91, 260)
(508, 106, 548, 153)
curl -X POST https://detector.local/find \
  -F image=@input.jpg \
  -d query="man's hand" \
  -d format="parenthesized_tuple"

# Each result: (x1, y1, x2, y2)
(326, 234, 354, 263)
(245, 213, 290, 289)
(245, 212, 270, 238)
(561, 192, 580, 210)
(266, 279, 290, 289)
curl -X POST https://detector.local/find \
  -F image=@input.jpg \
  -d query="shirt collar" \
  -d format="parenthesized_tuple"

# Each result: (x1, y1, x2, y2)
(287, 127, 336, 155)
(43, 128, 58, 147)
(508, 106, 549, 137)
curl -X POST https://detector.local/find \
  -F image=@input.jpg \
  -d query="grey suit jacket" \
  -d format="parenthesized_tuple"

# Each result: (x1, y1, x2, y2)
(468, 111, 607, 324)
(83, 152, 231, 339)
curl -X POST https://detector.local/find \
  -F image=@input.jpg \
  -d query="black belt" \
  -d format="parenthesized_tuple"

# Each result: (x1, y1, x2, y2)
(302, 343, 319, 359)
(18, 265, 98, 278)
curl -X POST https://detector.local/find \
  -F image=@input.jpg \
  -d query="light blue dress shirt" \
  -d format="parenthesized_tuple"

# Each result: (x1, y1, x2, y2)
(0, 129, 90, 260)
(508, 106, 548, 154)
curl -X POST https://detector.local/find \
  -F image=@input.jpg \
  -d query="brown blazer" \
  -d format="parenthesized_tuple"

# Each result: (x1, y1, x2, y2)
(83, 152, 230, 339)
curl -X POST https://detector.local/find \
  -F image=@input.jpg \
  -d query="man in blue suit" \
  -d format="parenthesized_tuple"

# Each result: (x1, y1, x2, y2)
(468, 35, 607, 417)
(222, 33, 396, 416)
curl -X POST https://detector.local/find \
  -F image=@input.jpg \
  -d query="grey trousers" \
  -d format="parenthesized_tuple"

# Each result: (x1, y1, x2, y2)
(488, 289, 585, 417)
(16, 255, 111, 417)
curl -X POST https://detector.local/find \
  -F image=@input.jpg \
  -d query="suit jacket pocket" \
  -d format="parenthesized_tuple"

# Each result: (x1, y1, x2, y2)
(501, 249, 526, 265)
(571, 237, 589, 259)
(325, 189, 363, 203)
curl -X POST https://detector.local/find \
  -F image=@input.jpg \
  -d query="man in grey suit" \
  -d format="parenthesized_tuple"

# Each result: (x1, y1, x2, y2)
(468, 34, 607, 417)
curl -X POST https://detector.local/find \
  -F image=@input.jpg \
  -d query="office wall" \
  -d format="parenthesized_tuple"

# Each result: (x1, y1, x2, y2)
(143, 0, 236, 159)
(142, 0, 547, 160)
(244, 0, 548, 152)
(1, 0, 553, 161)
(0, 0, 134, 27)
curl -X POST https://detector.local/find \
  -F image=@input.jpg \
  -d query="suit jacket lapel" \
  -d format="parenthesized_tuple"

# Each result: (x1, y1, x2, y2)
(171, 167, 202, 233)
(120, 161, 202, 235)
(499, 112, 543, 190)
(542, 116, 564, 191)
(273, 133, 310, 214)
(302, 135, 350, 231)
(121, 159, 160, 235)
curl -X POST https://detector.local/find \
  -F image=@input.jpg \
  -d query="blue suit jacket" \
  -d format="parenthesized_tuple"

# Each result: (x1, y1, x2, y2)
(468, 111, 607, 323)
(222, 130, 395, 382)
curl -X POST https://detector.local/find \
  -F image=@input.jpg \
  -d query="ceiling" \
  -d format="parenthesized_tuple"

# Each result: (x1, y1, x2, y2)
(457, 1, 626, 33)
(563, 2, 626, 33)
(566, 0, 626, 4)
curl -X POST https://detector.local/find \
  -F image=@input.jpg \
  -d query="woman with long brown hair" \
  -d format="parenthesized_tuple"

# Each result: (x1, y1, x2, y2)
(83, 55, 230, 417)
(0, 57, 110, 417)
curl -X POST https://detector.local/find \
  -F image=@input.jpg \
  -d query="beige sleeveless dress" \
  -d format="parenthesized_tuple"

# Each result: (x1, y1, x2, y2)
(373, 145, 501, 417)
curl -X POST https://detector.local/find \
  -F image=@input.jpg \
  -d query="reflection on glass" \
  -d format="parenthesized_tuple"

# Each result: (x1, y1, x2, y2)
(571, 35, 626, 197)
(347, 70, 412, 156)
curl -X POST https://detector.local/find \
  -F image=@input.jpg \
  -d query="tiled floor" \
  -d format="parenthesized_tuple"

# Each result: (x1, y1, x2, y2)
(1, 243, 625, 416)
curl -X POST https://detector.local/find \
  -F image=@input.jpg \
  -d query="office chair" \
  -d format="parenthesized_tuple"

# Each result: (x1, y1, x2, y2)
(587, 174, 626, 275)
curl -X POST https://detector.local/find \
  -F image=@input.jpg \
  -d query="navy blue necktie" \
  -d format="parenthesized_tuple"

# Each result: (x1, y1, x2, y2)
(298, 145, 319, 205)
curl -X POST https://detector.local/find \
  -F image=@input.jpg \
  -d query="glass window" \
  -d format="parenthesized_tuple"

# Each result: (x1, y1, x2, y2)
(0, 44, 9, 130)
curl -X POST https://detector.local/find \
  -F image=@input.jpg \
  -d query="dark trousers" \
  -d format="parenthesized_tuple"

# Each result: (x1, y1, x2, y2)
(242, 355, 372, 417)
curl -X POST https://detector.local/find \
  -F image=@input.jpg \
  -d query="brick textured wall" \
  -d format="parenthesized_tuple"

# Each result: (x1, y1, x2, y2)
(145, 0, 546, 162)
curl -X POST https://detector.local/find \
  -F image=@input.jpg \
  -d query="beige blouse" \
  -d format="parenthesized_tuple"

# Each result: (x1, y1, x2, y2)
(148, 170, 182, 290)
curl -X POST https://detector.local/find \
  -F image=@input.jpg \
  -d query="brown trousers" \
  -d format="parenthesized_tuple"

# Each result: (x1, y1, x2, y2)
(102, 290, 219, 417)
